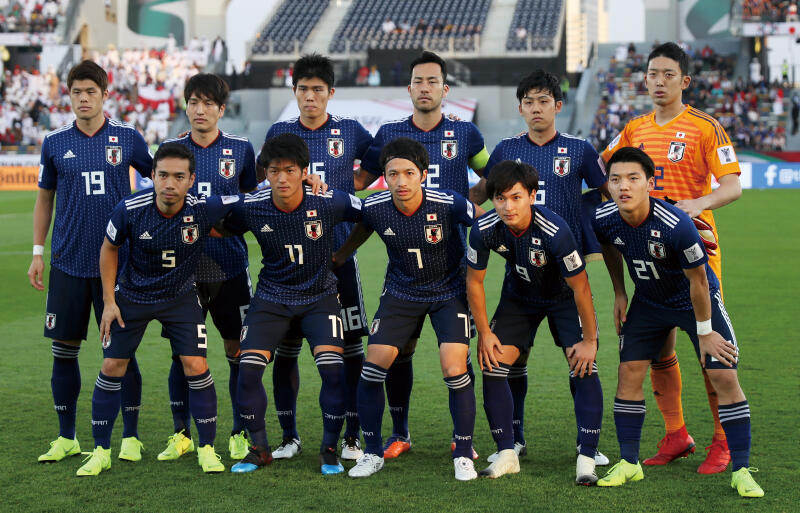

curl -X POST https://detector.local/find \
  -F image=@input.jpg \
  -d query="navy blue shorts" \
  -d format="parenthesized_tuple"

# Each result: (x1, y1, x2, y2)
(240, 294, 344, 354)
(619, 291, 738, 370)
(105, 290, 208, 359)
(334, 255, 368, 339)
(161, 270, 252, 343)
(368, 293, 471, 350)
(490, 295, 590, 352)
(43, 266, 104, 341)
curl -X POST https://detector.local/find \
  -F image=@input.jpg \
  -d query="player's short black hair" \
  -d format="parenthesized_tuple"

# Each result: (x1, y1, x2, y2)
(380, 137, 429, 175)
(293, 52, 335, 89)
(516, 69, 562, 102)
(485, 160, 539, 198)
(183, 73, 230, 106)
(606, 146, 655, 179)
(647, 42, 689, 76)
(67, 60, 108, 91)
(259, 133, 310, 170)
(153, 143, 196, 175)
(409, 51, 447, 83)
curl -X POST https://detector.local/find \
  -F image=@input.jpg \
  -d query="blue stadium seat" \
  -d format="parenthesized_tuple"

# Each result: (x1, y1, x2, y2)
(252, 0, 330, 55)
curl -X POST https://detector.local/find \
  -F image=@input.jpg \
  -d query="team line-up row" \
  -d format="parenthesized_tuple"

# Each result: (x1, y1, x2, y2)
(29, 47, 761, 497)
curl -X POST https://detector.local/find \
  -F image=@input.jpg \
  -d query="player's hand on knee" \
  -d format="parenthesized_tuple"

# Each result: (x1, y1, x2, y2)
(477, 331, 503, 372)
(100, 303, 125, 344)
(698, 332, 737, 368)
(28, 256, 45, 291)
(567, 339, 597, 378)
(613, 292, 628, 335)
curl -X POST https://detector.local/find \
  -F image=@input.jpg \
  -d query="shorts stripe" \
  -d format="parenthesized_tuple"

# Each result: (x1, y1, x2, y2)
(715, 291, 737, 347)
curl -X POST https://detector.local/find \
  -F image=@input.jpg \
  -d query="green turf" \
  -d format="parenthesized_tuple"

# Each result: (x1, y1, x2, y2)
(0, 189, 797, 512)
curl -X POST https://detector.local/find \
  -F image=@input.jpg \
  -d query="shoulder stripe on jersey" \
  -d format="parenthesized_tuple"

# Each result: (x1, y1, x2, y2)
(162, 133, 190, 144)
(364, 192, 392, 206)
(477, 212, 500, 226)
(426, 196, 454, 205)
(245, 190, 272, 202)
(687, 109, 725, 145)
(221, 131, 249, 142)
(652, 203, 679, 228)
(560, 132, 584, 140)
(534, 212, 559, 236)
(107, 119, 138, 131)
(382, 117, 408, 126)
(477, 213, 501, 231)
(302, 186, 333, 198)
(595, 202, 618, 214)
(595, 203, 619, 219)
(45, 123, 73, 139)
(425, 190, 454, 200)
(125, 194, 153, 210)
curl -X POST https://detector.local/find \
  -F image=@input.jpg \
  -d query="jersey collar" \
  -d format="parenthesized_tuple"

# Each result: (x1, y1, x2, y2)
(649, 104, 690, 129)
(526, 131, 558, 147)
(298, 113, 331, 131)
(620, 197, 654, 228)
(393, 188, 425, 217)
(409, 114, 444, 133)
(189, 130, 221, 149)
(74, 117, 108, 138)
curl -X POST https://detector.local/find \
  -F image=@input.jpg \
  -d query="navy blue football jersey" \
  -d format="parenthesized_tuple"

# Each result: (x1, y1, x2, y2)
(484, 132, 607, 251)
(159, 131, 257, 282)
(361, 189, 474, 302)
(223, 187, 363, 305)
(360, 116, 487, 197)
(266, 114, 373, 250)
(592, 197, 720, 310)
(105, 191, 240, 303)
(468, 206, 585, 306)
(38, 119, 153, 277)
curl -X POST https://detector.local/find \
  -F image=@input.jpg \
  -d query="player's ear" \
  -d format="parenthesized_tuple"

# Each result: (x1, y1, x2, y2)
(328, 86, 335, 98)
(218, 103, 226, 118)
(419, 167, 427, 183)
(301, 165, 309, 178)
(529, 189, 537, 205)
(554, 100, 563, 114)
(681, 74, 691, 91)
(188, 171, 196, 188)
(647, 176, 655, 192)
(442, 83, 449, 96)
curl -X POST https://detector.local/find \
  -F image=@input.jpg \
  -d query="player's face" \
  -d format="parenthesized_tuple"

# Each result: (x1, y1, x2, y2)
(186, 93, 225, 133)
(294, 77, 333, 121)
(645, 57, 691, 107)
(152, 156, 195, 207)
(607, 161, 654, 213)
(518, 88, 561, 133)
(491, 182, 535, 232)
(266, 158, 308, 200)
(69, 79, 108, 122)
(409, 62, 449, 114)
(384, 158, 426, 203)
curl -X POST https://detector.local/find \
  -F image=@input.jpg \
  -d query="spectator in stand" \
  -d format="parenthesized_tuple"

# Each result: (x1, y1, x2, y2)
(381, 17, 396, 34)
(367, 65, 380, 87)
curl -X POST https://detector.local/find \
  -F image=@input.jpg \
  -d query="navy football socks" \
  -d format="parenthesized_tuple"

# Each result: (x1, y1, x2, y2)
(614, 398, 646, 464)
(121, 356, 142, 439)
(482, 364, 515, 452)
(91, 372, 122, 449)
(187, 369, 217, 447)
(272, 344, 301, 440)
(238, 353, 269, 448)
(51, 342, 80, 439)
(357, 362, 388, 455)
(315, 351, 346, 449)
(385, 353, 412, 438)
(719, 400, 752, 471)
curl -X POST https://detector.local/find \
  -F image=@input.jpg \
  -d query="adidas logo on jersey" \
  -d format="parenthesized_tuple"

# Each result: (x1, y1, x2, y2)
(139, 231, 152, 239)
(383, 227, 396, 236)
(261, 224, 273, 232)
(614, 237, 625, 245)
(496, 245, 509, 252)
(63, 150, 76, 158)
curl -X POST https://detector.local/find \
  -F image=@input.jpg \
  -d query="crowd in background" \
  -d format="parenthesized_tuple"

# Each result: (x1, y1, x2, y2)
(590, 42, 791, 153)
(0, 0, 64, 33)
(741, 1, 799, 21)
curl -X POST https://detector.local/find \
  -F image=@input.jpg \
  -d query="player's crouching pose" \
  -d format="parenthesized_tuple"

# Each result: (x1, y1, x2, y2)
(466, 161, 602, 484)
(335, 137, 479, 481)
(226, 133, 362, 476)
(593, 147, 762, 498)
(79, 143, 239, 476)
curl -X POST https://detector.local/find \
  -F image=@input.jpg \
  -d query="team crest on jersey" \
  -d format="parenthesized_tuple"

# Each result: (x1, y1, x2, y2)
(305, 220, 323, 240)
(328, 138, 344, 158)
(182, 224, 199, 244)
(425, 224, 443, 244)
(668, 141, 686, 162)
(648, 240, 666, 259)
(45, 313, 56, 330)
(553, 157, 570, 177)
(441, 140, 457, 160)
(219, 158, 236, 179)
(529, 248, 547, 267)
(106, 146, 122, 166)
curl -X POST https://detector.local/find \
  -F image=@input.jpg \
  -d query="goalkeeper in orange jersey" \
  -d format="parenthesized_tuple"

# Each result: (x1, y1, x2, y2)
(601, 42, 742, 475)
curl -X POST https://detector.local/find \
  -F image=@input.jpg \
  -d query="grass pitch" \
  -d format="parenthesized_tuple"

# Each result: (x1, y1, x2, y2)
(0, 189, 797, 512)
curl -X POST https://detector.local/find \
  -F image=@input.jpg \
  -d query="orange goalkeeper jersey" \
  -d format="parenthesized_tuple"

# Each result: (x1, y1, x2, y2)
(601, 104, 740, 283)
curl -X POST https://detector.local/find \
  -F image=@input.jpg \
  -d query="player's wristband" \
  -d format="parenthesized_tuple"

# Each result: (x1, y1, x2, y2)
(33, 245, 44, 256)
(696, 319, 712, 336)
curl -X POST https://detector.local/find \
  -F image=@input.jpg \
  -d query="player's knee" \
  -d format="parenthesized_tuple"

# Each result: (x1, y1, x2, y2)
(441, 363, 467, 378)
(616, 361, 648, 394)
(705, 369, 741, 393)
(223, 338, 240, 357)
(180, 355, 208, 376)
(101, 357, 129, 377)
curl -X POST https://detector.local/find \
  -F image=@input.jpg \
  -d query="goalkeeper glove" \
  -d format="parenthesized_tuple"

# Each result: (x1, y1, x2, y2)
(664, 197, 717, 256)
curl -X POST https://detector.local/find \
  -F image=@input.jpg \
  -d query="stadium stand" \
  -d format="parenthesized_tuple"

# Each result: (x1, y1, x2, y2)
(0, 42, 215, 151)
(505, 0, 562, 51)
(328, 0, 490, 53)
(0, 0, 63, 33)
(741, 0, 798, 21)
(251, 0, 329, 55)
(589, 44, 789, 152)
